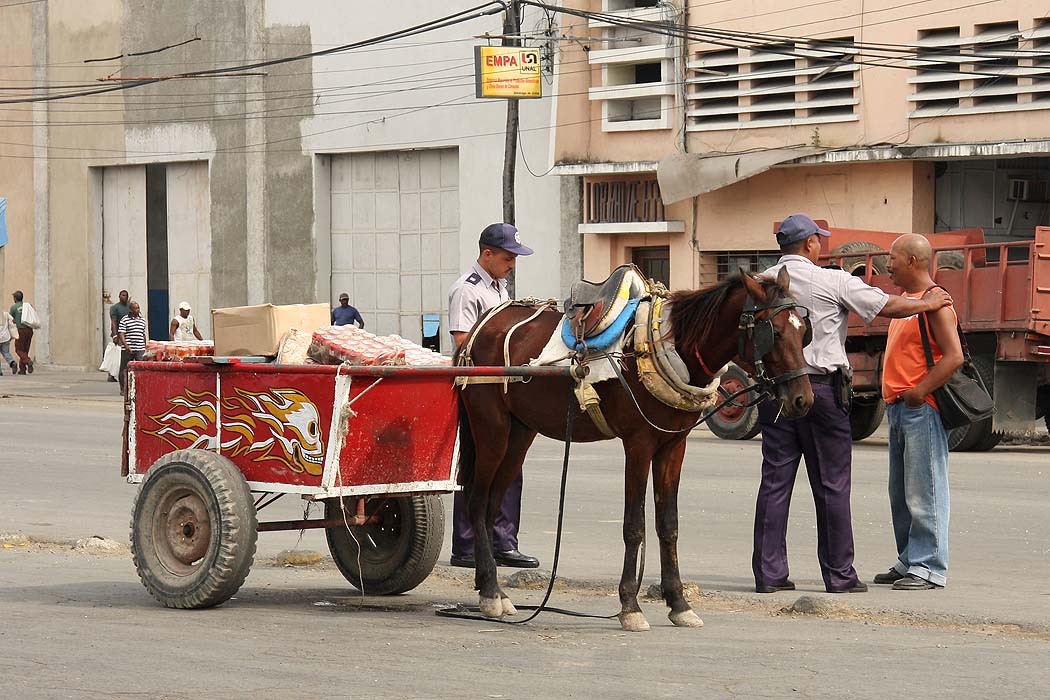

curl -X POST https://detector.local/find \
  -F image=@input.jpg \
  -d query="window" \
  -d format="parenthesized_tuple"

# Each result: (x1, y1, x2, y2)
(972, 21, 1020, 108)
(910, 27, 963, 114)
(716, 251, 781, 280)
(686, 38, 859, 132)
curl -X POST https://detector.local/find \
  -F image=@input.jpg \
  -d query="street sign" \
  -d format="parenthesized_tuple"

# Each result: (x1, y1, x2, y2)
(474, 46, 542, 99)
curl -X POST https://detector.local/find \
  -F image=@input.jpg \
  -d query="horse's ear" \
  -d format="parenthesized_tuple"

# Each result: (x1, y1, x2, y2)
(739, 268, 768, 302)
(776, 266, 791, 294)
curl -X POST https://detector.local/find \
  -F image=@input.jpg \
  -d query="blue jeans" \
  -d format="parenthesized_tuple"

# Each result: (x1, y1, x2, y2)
(0, 341, 13, 370)
(886, 401, 950, 586)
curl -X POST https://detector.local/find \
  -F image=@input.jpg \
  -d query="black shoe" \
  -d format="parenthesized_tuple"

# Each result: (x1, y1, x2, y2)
(26, 362, 32, 374)
(892, 573, 941, 591)
(494, 549, 540, 568)
(7, 361, 14, 371)
(873, 568, 906, 585)
(449, 553, 475, 568)
(829, 581, 868, 593)
(755, 580, 796, 593)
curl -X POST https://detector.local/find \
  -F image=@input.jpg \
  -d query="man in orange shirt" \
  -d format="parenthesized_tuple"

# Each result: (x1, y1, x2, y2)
(877, 234, 963, 590)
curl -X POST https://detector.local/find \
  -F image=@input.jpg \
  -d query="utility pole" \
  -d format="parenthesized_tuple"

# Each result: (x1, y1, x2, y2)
(502, 0, 521, 295)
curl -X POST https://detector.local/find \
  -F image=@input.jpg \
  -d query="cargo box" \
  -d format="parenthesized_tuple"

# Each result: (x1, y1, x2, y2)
(212, 303, 330, 356)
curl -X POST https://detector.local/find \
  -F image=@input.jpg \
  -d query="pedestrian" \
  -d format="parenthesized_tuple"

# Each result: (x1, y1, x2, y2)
(875, 234, 963, 590)
(10, 290, 35, 375)
(110, 290, 130, 340)
(118, 301, 148, 395)
(169, 301, 203, 341)
(752, 214, 952, 594)
(447, 222, 539, 569)
(331, 293, 364, 328)
(0, 308, 17, 375)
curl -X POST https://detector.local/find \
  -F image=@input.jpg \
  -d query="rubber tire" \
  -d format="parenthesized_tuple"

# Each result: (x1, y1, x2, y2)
(935, 250, 965, 270)
(325, 494, 445, 595)
(966, 355, 1002, 451)
(850, 396, 886, 441)
(705, 364, 761, 440)
(831, 241, 889, 276)
(130, 449, 257, 609)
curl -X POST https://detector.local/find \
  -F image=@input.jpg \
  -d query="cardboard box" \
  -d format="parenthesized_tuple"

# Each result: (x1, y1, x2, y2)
(212, 303, 330, 356)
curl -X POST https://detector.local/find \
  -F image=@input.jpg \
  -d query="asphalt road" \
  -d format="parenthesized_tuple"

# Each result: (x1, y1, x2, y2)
(1, 370, 1049, 698)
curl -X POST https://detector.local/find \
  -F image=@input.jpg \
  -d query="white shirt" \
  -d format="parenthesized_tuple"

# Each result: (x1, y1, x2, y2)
(172, 314, 197, 341)
(448, 261, 508, 336)
(762, 255, 889, 374)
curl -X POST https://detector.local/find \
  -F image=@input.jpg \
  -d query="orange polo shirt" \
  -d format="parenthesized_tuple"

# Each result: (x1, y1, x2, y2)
(882, 292, 958, 410)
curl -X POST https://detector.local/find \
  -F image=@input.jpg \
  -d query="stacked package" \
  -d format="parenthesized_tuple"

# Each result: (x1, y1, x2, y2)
(308, 325, 451, 366)
(143, 340, 215, 362)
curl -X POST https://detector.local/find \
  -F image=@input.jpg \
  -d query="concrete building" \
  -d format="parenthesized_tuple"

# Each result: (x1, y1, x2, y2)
(550, 0, 1050, 288)
(0, 1, 574, 367)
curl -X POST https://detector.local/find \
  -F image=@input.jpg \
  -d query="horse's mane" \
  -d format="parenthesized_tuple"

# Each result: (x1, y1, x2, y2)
(668, 273, 786, 353)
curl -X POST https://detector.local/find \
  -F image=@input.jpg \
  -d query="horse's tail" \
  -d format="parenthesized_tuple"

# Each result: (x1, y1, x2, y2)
(455, 394, 476, 490)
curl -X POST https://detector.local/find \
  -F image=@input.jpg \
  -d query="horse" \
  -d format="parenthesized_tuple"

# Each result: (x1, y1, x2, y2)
(454, 267, 813, 632)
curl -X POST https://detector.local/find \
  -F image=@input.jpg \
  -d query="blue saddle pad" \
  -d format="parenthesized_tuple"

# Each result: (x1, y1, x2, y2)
(561, 297, 641, 353)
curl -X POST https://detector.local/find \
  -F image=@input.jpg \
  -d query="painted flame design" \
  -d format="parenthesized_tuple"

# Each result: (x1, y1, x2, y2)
(143, 387, 326, 476)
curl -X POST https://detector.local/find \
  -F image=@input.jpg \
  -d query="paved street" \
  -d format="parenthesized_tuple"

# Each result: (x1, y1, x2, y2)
(2, 368, 1049, 699)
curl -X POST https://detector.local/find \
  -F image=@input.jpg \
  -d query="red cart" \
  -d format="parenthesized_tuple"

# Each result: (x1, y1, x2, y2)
(123, 360, 569, 609)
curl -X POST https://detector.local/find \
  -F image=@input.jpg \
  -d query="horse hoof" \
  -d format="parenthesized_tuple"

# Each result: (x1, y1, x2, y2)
(479, 596, 504, 619)
(669, 609, 704, 628)
(501, 597, 518, 616)
(618, 611, 650, 632)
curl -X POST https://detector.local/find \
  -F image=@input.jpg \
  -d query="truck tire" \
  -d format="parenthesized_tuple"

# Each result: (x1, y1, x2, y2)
(325, 494, 445, 595)
(831, 241, 888, 276)
(936, 250, 965, 270)
(130, 449, 257, 609)
(966, 355, 1002, 451)
(704, 364, 761, 440)
(850, 395, 886, 441)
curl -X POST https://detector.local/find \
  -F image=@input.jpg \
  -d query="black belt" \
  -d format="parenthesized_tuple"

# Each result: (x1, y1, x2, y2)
(808, 373, 837, 385)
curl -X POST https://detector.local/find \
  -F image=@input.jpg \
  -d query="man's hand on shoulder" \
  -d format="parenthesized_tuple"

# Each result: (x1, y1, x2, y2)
(921, 286, 953, 311)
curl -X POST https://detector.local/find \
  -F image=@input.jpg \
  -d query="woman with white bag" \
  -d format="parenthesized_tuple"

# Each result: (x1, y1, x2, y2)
(10, 290, 39, 375)
(0, 309, 17, 375)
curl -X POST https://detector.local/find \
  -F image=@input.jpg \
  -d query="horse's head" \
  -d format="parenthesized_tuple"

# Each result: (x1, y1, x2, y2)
(739, 267, 814, 419)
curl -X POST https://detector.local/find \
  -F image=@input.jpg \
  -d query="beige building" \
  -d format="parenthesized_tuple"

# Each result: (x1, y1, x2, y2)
(551, 0, 1050, 288)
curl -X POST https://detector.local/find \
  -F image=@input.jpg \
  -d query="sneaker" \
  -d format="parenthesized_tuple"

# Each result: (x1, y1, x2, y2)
(892, 574, 941, 591)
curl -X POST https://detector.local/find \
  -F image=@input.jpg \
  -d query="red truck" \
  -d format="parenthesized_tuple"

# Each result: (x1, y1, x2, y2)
(705, 225, 1050, 451)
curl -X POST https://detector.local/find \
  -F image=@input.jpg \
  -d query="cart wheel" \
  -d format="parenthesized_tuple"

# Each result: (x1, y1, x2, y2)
(850, 395, 886, 441)
(325, 495, 444, 595)
(705, 364, 761, 440)
(130, 449, 257, 609)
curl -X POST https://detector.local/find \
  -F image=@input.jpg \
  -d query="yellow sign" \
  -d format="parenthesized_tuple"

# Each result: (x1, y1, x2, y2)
(474, 46, 542, 99)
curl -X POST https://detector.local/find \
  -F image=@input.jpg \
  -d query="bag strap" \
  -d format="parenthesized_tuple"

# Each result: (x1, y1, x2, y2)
(917, 285, 971, 363)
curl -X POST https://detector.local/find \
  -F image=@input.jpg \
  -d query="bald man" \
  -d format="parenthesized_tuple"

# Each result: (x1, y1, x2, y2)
(875, 234, 963, 591)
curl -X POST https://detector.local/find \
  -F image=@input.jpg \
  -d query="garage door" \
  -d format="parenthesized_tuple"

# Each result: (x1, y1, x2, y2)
(330, 149, 460, 348)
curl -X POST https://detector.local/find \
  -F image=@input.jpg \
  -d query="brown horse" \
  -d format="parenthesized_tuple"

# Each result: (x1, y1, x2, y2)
(455, 268, 813, 631)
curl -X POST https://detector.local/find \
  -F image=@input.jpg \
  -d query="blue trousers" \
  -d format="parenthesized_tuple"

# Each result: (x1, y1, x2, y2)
(753, 383, 860, 591)
(452, 471, 522, 556)
(886, 401, 950, 586)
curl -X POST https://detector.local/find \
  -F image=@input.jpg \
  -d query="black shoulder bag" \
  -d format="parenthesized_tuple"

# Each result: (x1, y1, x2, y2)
(916, 309, 994, 430)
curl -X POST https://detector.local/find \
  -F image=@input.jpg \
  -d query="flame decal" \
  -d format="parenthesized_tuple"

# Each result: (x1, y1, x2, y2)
(143, 387, 326, 476)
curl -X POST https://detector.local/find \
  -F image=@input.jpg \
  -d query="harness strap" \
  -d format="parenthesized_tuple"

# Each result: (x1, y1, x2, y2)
(502, 303, 556, 393)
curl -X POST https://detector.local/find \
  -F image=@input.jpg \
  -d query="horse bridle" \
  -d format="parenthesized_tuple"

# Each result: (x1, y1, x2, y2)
(737, 295, 813, 394)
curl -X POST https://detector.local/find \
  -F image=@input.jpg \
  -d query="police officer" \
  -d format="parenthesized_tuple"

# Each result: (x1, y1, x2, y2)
(447, 222, 539, 569)
(752, 214, 952, 594)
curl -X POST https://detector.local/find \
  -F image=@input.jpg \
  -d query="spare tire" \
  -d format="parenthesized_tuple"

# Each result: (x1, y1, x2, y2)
(831, 241, 888, 277)
(936, 250, 965, 270)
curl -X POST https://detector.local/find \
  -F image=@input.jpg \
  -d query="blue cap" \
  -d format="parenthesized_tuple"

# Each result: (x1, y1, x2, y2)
(776, 213, 831, 245)
(479, 223, 533, 256)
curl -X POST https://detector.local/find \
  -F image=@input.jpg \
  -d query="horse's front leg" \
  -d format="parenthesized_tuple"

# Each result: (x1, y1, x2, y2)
(466, 413, 511, 619)
(618, 443, 655, 632)
(653, 438, 703, 629)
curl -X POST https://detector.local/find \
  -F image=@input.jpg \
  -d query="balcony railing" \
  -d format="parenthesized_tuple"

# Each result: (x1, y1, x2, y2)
(583, 178, 665, 223)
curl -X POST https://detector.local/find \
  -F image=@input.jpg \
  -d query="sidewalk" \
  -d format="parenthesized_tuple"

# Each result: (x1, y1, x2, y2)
(0, 365, 123, 403)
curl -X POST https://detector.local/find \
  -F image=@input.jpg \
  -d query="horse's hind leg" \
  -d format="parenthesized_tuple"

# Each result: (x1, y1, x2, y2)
(618, 442, 655, 632)
(652, 438, 703, 628)
(486, 417, 538, 616)
(463, 391, 511, 619)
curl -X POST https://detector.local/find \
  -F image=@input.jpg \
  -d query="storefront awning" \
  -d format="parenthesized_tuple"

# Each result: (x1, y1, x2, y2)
(656, 147, 826, 205)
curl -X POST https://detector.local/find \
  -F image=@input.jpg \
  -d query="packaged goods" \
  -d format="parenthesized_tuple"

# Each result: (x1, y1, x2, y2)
(308, 326, 451, 366)
(143, 340, 214, 362)
(275, 328, 313, 365)
(212, 303, 330, 356)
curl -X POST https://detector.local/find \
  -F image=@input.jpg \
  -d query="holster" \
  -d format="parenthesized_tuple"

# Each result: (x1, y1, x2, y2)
(832, 368, 853, 411)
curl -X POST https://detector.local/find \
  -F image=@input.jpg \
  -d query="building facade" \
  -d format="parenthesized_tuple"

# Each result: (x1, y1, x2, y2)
(0, 1, 575, 367)
(551, 0, 1050, 288)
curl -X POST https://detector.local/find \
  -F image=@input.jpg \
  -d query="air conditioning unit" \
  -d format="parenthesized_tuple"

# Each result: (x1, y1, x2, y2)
(1007, 178, 1050, 202)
